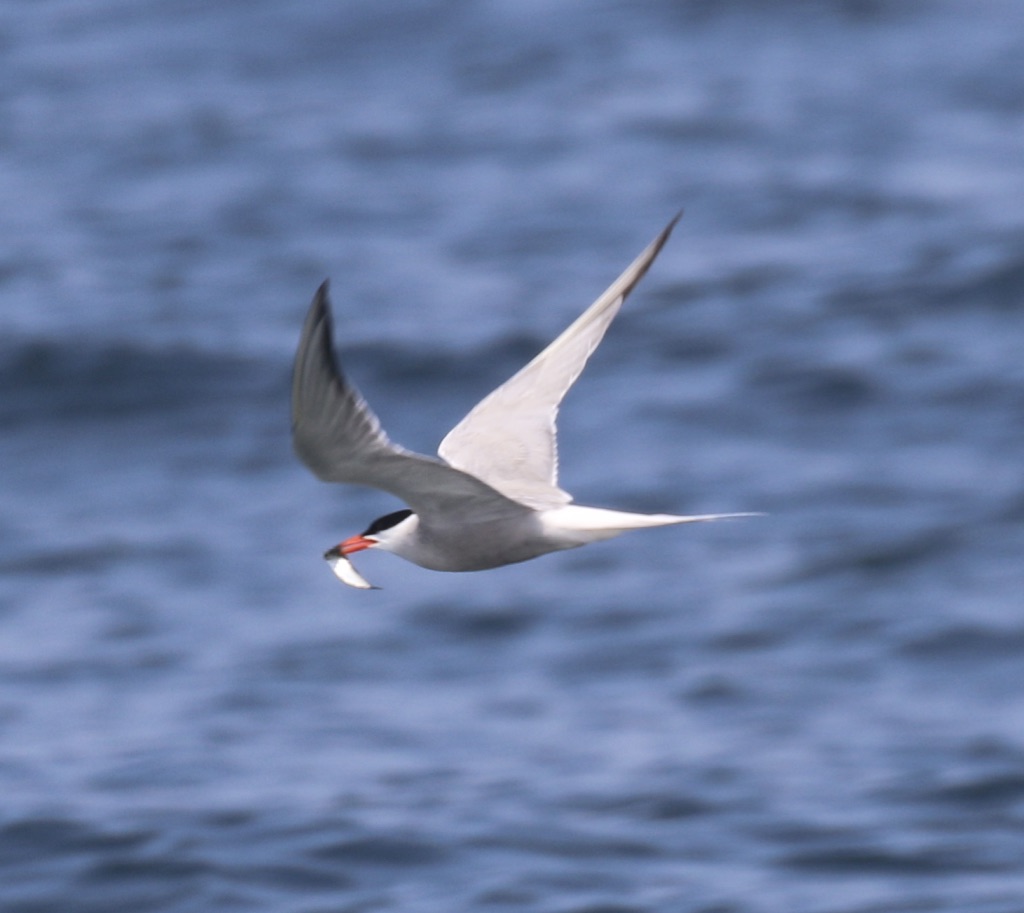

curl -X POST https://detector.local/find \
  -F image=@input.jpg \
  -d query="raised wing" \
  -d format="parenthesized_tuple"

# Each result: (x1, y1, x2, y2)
(438, 214, 681, 509)
(292, 282, 529, 524)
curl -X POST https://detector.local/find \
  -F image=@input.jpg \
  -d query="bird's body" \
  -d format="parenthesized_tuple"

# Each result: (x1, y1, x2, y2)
(361, 505, 734, 573)
(291, 215, 755, 588)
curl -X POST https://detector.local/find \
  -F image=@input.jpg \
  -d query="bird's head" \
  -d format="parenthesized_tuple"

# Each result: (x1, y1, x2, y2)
(324, 508, 416, 559)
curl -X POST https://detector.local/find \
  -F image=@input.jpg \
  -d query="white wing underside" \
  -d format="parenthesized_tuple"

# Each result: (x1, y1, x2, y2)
(438, 214, 680, 509)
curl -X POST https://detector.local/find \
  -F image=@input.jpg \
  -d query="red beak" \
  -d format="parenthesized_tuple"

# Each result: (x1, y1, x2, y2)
(338, 534, 374, 555)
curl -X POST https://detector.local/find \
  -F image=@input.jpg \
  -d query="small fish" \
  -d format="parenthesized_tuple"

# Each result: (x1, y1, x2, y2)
(324, 551, 379, 590)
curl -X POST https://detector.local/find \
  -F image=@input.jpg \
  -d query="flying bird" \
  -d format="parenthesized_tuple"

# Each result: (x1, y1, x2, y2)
(292, 215, 754, 588)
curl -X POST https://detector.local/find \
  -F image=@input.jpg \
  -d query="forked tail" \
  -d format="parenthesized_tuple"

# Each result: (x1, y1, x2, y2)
(541, 504, 762, 546)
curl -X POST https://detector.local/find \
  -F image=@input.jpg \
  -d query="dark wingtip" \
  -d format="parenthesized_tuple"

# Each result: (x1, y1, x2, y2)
(312, 279, 331, 315)
(300, 280, 333, 337)
(648, 210, 685, 261)
(292, 279, 339, 434)
(662, 210, 684, 241)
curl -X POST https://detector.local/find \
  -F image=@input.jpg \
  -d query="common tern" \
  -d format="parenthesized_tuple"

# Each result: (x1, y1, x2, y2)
(292, 215, 755, 588)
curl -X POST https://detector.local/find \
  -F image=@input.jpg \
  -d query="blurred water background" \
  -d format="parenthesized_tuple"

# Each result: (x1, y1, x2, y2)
(2, 1, 1024, 910)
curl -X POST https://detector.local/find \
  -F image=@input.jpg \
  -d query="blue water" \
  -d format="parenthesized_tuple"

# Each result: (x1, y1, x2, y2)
(3, 1, 1024, 910)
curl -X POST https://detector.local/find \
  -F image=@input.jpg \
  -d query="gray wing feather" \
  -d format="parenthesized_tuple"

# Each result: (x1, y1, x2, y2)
(291, 282, 529, 523)
(437, 214, 681, 509)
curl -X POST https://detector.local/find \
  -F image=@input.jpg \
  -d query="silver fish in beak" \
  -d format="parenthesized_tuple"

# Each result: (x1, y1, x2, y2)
(324, 548, 379, 590)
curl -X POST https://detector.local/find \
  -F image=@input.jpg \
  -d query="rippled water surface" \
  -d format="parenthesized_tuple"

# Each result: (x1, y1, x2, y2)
(3, 2, 1024, 910)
